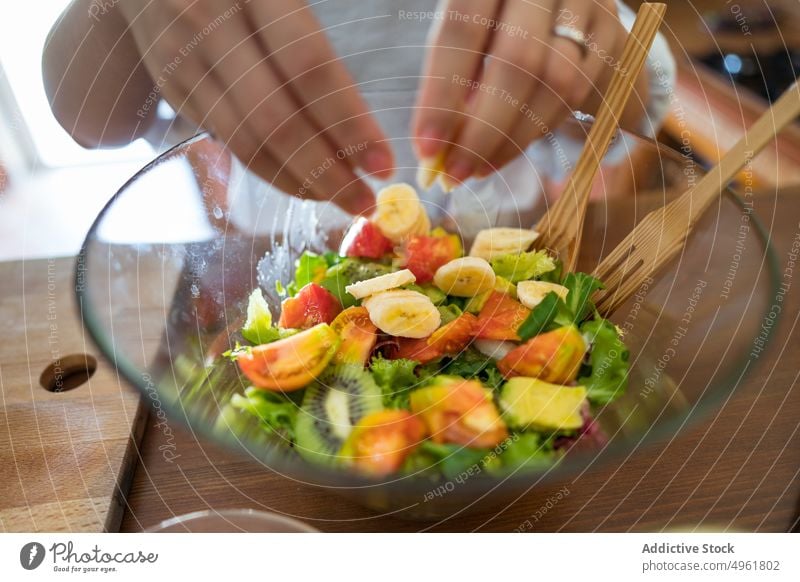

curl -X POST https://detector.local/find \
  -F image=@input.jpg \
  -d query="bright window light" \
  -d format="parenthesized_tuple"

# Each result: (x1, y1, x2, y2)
(0, 1, 154, 168)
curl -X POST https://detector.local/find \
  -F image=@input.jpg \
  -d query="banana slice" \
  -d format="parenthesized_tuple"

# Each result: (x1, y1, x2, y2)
(469, 227, 540, 260)
(416, 152, 447, 191)
(517, 281, 569, 309)
(345, 269, 416, 300)
(373, 183, 429, 243)
(417, 156, 458, 193)
(433, 257, 496, 297)
(411, 204, 431, 236)
(363, 290, 441, 338)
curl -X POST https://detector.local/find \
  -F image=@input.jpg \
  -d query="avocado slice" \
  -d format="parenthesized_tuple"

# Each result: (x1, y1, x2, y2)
(463, 277, 518, 314)
(493, 276, 517, 298)
(499, 377, 586, 431)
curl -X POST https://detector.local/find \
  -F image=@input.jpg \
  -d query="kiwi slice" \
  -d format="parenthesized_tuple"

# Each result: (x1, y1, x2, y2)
(295, 364, 383, 465)
(321, 260, 392, 308)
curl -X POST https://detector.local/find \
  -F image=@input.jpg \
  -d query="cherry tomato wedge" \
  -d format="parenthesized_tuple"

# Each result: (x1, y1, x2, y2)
(278, 283, 342, 329)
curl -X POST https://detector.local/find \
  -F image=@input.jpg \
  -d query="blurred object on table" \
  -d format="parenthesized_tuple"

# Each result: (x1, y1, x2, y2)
(629, 0, 800, 58)
(660, 59, 800, 189)
(624, 1, 800, 190)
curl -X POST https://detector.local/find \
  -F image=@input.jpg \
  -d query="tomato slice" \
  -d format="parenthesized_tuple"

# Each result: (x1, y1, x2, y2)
(391, 313, 477, 364)
(340, 217, 394, 260)
(278, 283, 342, 329)
(475, 291, 530, 341)
(391, 337, 441, 364)
(237, 323, 339, 392)
(400, 233, 462, 283)
(410, 379, 508, 448)
(428, 312, 477, 354)
(330, 306, 378, 366)
(340, 410, 427, 476)
(497, 325, 586, 383)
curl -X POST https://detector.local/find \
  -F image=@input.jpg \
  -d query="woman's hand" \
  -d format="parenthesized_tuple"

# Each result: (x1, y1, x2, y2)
(412, 0, 645, 188)
(118, 0, 393, 214)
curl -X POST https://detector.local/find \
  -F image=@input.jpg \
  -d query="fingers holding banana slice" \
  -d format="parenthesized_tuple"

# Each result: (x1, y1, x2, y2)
(373, 183, 430, 243)
(363, 289, 441, 338)
(416, 152, 447, 191)
(433, 257, 496, 297)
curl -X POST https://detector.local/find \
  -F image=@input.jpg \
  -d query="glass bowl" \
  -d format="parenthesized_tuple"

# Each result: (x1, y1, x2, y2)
(77, 119, 779, 520)
(145, 509, 318, 533)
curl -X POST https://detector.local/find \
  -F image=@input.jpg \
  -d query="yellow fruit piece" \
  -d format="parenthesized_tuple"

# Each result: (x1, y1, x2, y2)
(330, 307, 378, 366)
(469, 227, 540, 261)
(494, 276, 517, 298)
(516, 281, 569, 309)
(345, 269, 416, 300)
(237, 323, 339, 392)
(433, 257, 496, 297)
(500, 377, 587, 431)
(416, 152, 447, 191)
(373, 183, 428, 243)
(410, 377, 508, 448)
(498, 325, 587, 384)
(363, 289, 441, 338)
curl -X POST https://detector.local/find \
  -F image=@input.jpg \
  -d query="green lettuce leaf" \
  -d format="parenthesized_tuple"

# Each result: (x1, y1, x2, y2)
(287, 251, 330, 296)
(490, 250, 556, 283)
(437, 303, 463, 325)
(537, 258, 564, 284)
(562, 272, 604, 323)
(578, 318, 629, 404)
(370, 355, 420, 408)
(222, 341, 252, 361)
(241, 288, 280, 344)
(484, 433, 557, 474)
(516, 292, 572, 341)
(440, 348, 505, 390)
(403, 441, 487, 480)
(319, 259, 392, 308)
(405, 284, 447, 305)
(229, 387, 298, 441)
(516, 273, 605, 340)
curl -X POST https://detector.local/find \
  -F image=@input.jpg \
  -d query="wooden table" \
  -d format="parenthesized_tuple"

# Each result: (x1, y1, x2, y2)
(111, 189, 800, 533)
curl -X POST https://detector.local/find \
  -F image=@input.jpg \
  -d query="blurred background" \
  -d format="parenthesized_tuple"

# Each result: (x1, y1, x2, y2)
(1, 0, 799, 261)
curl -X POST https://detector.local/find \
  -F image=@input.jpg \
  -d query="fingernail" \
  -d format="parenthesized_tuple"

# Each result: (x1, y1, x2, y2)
(437, 174, 456, 193)
(362, 146, 393, 177)
(416, 126, 444, 159)
(416, 150, 446, 190)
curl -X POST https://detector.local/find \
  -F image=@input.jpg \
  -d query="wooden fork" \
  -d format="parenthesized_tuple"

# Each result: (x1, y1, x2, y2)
(535, 2, 666, 272)
(592, 81, 800, 316)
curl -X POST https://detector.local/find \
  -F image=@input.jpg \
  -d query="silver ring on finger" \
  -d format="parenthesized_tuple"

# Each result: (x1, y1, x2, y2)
(552, 24, 589, 58)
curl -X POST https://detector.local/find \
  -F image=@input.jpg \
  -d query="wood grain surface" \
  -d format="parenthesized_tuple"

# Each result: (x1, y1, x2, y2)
(119, 190, 800, 533)
(0, 258, 145, 532)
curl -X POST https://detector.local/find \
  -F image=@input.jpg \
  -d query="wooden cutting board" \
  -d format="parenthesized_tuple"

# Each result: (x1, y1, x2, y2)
(0, 257, 145, 532)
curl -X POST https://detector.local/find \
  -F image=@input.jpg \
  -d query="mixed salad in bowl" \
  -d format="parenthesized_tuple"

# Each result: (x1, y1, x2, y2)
(220, 183, 629, 479)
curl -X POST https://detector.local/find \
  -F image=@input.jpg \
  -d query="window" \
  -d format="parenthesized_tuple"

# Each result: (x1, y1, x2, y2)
(0, 1, 161, 261)
(0, 0, 153, 170)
